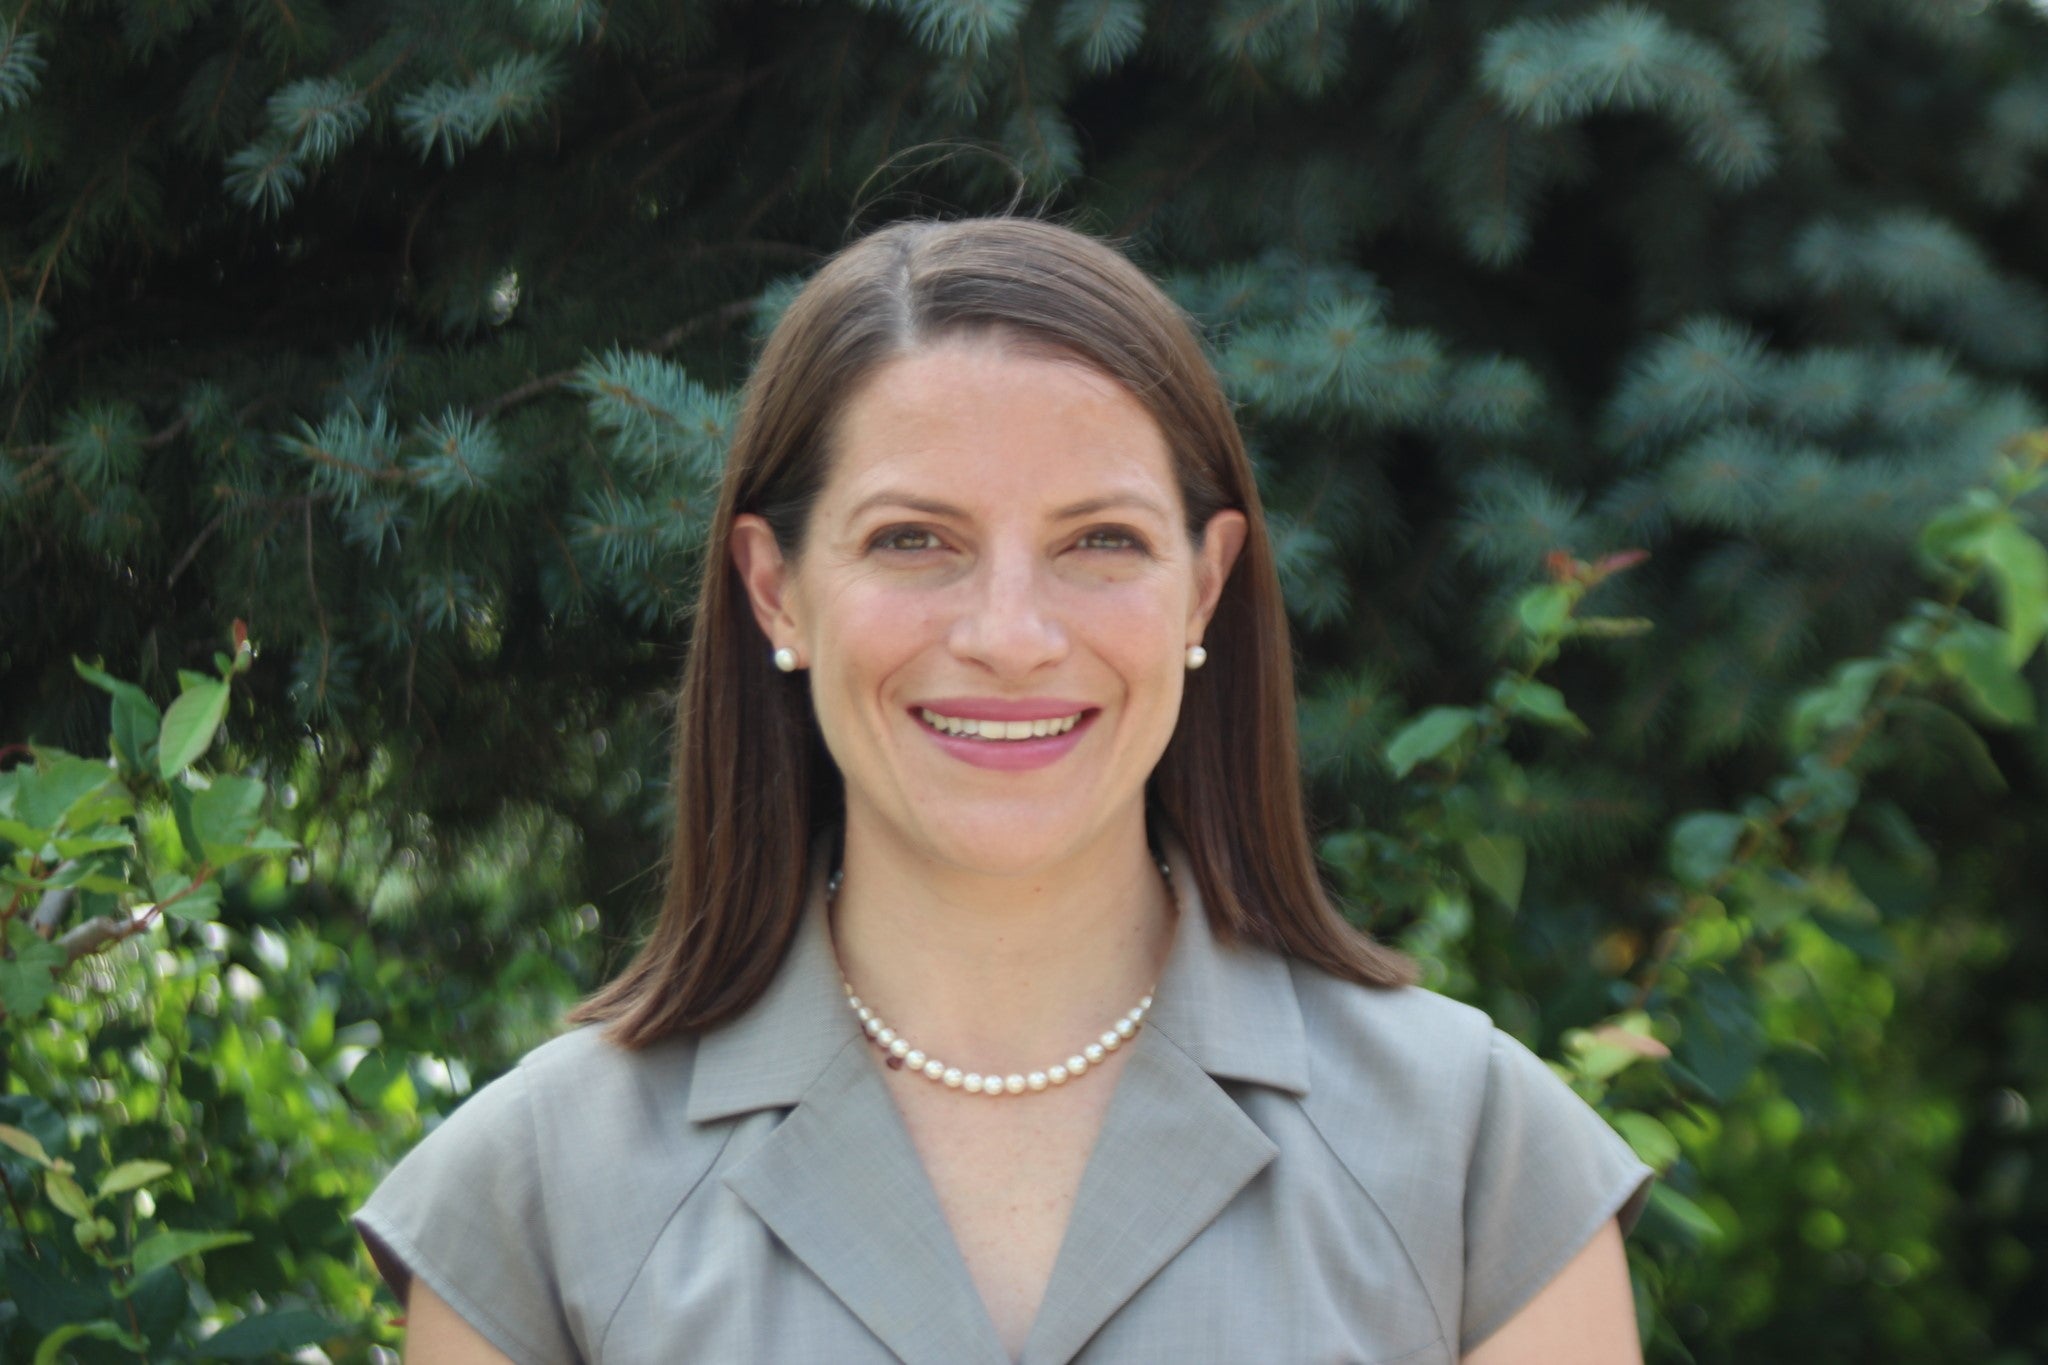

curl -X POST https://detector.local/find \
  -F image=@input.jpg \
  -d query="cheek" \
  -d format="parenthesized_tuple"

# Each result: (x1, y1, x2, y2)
(806, 581, 938, 701)
(1082, 577, 1193, 646)
(1076, 589, 1193, 712)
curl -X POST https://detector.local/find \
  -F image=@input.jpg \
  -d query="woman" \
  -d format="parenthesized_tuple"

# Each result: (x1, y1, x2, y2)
(355, 217, 1653, 1364)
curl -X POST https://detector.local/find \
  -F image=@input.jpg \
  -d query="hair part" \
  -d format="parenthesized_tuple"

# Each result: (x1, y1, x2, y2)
(571, 218, 1415, 1047)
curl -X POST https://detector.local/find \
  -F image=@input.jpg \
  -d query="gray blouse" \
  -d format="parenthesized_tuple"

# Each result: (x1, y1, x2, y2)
(354, 840, 1653, 1364)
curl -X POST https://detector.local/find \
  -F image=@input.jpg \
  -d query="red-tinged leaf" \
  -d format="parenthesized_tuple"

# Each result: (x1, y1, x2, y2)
(1592, 548, 1650, 577)
(1587, 1024, 1672, 1059)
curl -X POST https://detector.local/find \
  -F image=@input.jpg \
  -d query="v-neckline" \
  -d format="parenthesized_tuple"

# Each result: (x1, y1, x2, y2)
(699, 832, 1311, 1363)
(721, 1004, 1279, 1364)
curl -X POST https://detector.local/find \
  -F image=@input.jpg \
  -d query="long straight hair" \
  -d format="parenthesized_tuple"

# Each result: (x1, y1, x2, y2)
(572, 218, 1415, 1046)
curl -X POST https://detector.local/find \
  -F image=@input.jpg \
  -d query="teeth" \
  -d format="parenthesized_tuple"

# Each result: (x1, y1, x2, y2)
(919, 708, 1085, 740)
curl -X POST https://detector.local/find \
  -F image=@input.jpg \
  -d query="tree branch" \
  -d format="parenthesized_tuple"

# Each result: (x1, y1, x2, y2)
(58, 911, 154, 964)
(57, 869, 213, 966)
(28, 884, 73, 936)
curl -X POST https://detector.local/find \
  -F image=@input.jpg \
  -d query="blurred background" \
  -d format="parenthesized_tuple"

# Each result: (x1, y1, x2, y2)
(2, 1, 2045, 1360)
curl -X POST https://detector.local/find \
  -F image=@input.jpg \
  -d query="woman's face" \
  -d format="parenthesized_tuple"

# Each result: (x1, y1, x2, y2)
(731, 336, 1246, 879)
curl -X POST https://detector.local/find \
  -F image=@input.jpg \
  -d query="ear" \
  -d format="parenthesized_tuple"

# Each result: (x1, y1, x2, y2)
(729, 514, 805, 658)
(1188, 508, 1248, 640)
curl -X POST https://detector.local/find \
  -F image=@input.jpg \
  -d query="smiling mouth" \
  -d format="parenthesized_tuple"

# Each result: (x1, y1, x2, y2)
(916, 708, 1088, 740)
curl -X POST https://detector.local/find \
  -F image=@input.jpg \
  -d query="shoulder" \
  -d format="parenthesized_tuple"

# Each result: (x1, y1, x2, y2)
(513, 1021, 700, 1113)
(355, 1025, 732, 1355)
(1286, 961, 1499, 1132)
(367, 1023, 726, 1251)
(501, 1025, 717, 1183)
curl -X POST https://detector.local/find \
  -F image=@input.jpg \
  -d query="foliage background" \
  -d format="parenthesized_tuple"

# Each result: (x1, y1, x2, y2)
(3, 0, 2046, 1360)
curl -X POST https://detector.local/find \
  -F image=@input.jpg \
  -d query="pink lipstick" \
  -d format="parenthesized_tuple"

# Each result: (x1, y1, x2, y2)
(909, 701, 1099, 771)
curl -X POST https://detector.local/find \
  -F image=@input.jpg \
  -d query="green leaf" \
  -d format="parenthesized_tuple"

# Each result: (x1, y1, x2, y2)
(1646, 1184, 1725, 1244)
(191, 774, 265, 856)
(344, 1049, 408, 1107)
(34, 1321, 145, 1365)
(1497, 677, 1588, 735)
(1887, 697, 2007, 793)
(1611, 1111, 1681, 1172)
(246, 826, 297, 853)
(1515, 583, 1575, 637)
(0, 1096, 66, 1166)
(1569, 615, 1654, 639)
(168, 781, 204, 865)
(1461, 833, 1527, 912)
(1672, 970, 1762, 1101)
(98, 1160, 173, 1197)
(1915, 494, 2000, 572)
(0, 1123, 52, 1166)
(50, 834, 134, 866)
(0, 922, 66, 1019)
(1668, 812, 1746, 888)
(164, 892, 221, 925)
(1936, 621, 2036, 726)
(111, 693, 162, 775)
(157, 679, 230, 779)
(1385, 707, 1478, 778)
(74, 1214, 117, 1250)
(17, 756, 119, 830)
(151, 867, 223, 922)
(74, 657, 162, 774)
(190, 1309, 339, 1359)
(45, 1168, 94, 1220)
(1784, 659, 1888, 749)
(128, 1227, 253, 1279)
(1977, 519, 2048, 665)
(161, 880, 223, 923)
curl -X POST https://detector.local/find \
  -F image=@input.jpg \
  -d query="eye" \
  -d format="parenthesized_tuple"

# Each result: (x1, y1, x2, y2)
(1075, 527, 1147, 553)
(870, 526, 944, 553)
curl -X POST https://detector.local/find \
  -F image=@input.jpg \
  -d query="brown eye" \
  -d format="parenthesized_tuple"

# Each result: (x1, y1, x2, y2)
(1076, 528, 1143, 552)
(873, 527, 943, 553)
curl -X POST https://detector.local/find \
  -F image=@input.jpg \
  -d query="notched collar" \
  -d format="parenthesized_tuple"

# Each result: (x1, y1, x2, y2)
(1142, 838, 1312, 1099)
(685, 837, 853, 1123)
(685, 829, 1312, 1126)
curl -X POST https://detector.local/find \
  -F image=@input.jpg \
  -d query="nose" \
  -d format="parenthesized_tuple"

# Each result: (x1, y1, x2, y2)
(947, 543, 1069, 676)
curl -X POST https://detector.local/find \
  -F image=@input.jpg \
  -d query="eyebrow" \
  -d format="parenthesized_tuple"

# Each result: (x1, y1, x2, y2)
(845, 491, 1174, 523)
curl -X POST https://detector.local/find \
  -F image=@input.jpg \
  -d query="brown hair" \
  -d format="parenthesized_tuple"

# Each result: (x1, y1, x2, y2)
(572, 217, 1415, 1046)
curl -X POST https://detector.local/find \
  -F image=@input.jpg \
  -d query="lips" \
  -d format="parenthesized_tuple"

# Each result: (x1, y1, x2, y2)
(908, 702, 1099, 771)
(917, 708, 1085, 740)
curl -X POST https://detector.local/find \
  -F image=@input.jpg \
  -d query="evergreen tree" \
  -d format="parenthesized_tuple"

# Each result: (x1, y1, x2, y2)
(4, 1, 2046, 1358)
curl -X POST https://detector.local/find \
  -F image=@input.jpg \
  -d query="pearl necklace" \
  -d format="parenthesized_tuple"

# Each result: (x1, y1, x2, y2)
(844, 982, 1153, 1095)
(830, 860, 1166, 1097)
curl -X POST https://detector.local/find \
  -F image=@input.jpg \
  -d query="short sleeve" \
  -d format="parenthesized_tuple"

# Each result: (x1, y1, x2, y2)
(1458, 1027, 1655, 1356)
(352, 1066, 582, 1365)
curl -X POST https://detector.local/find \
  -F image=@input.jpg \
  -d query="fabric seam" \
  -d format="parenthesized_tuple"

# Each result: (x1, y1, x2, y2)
(1295, 1094, 1455, 1356)
(593, 1119, 743, 1361)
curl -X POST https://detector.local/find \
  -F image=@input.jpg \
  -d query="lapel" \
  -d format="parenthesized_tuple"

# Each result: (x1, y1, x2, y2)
(703, 840, 1011, 1365)
(721, 1038, 1015, 1365)
(698, 831, 1313, 1365)
(1018, 838, 1307, 1364)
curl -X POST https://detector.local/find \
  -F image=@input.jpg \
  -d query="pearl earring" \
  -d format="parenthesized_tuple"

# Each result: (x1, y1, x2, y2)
(773, 647, 799, 673)
(1185, 644, 1207, 670)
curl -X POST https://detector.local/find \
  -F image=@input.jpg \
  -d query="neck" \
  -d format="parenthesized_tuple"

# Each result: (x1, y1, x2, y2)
(828, 809, 1178, 1076)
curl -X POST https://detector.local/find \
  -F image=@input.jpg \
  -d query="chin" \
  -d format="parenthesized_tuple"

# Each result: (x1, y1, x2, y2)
(890, 800, 1131, 878)
(925, 822, 1093, 876)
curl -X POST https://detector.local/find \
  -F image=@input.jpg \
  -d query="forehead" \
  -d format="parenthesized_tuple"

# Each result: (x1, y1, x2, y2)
(818, 339, 1181, 516)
